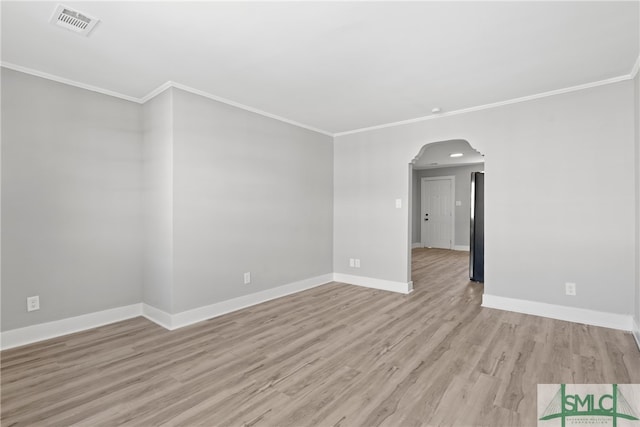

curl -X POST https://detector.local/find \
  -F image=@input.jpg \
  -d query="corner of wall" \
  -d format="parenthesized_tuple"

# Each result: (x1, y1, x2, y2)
(634, 70, 640, 349)
(141, 87, 175, 314)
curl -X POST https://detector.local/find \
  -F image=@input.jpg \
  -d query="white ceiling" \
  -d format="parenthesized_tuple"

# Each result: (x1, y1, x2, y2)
(2, 1, 638, 135)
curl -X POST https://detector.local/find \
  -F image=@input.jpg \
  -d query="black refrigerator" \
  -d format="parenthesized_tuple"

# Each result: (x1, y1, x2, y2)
(470, 172, 484, 282)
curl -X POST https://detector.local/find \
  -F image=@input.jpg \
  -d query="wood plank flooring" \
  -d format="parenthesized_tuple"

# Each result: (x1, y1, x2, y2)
(2, 248, 639, 426)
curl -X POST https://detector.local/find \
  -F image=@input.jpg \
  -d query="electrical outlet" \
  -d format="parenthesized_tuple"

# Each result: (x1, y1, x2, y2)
(349, 258, 355, 267)
(355, 259, 361, 268)
(27, 296, 40, 312)
(565, 282, 576, 296)
(244, 272, 251, 285)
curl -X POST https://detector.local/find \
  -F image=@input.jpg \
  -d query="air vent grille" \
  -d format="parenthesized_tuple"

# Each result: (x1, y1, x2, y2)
(58, 9, 90, 30)
(50, 4, 99, 36)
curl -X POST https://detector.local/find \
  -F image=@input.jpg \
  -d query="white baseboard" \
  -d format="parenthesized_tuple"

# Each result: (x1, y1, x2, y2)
(1, 275, 334, 348)
(633, 318, 640, 351)
(0, 272, 419, 349)
(141, 303, 173, 330)
(171, 273, 333, 329)
(333, 273, 413, 294)
(482, 294, 633, 332)
(0, 303, 142, 350)
(413, 243, 469, 251)
(144, 273, 334, 330)
(6, 282, 632, 351)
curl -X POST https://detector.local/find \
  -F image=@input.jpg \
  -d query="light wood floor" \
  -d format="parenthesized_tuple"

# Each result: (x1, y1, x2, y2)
(2, 248, 639, 426)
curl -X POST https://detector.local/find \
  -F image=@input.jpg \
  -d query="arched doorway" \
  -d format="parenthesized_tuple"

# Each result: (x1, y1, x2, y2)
(408, 139, 485, 287)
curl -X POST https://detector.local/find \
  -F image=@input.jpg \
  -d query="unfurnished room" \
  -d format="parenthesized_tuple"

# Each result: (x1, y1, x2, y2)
(1, 1, 640, 426)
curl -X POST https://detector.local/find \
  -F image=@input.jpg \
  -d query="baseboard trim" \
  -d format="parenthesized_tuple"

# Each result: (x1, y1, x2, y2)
(333, 273, 413, 294)
(171, 274, 333, 329)
(413, 244, 469, 251)
(6, 282, 630, 350)
(0, 303, 142, 350)
(1, 275, 334, 348)
(0, 272, 415, 348)
(633, 318, 640, 352)
(482, 294, 633, 332)
(141, 304, 174, 330)
(143, 274, 334, 330)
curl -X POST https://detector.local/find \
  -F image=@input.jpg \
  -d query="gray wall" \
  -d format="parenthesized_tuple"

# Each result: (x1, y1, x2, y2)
(2, 65, 637, 333)
(635, 71, 639, 332)
(142, 89, 174, 313)
(171, 89, 334, 312)
(1, 68, 143, 330)
(334, 80, 635, 316)
(1, 70, 333, 329)
(412, 164, 484, 247)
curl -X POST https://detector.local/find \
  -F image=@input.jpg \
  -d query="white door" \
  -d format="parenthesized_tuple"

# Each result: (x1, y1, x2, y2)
(421, 177, 454, 249)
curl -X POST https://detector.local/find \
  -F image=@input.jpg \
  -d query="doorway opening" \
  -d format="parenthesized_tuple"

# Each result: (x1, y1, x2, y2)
(408, 139, 485, 284)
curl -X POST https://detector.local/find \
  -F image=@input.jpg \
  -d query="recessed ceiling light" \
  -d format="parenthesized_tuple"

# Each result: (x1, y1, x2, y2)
(449, 153, 463, 158)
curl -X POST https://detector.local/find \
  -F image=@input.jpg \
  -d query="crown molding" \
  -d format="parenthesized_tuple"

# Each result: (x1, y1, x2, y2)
(4, 59, 637, 140)
(334, 74, 632, 137)
(139, 80, 173, 103)
(145, 81, 334, 137)
(1, 62, 141, 103)
(1, 62, 335, 137)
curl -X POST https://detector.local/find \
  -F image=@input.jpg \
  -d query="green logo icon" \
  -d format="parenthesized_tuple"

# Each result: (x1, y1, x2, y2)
(539, 384, 639, 427)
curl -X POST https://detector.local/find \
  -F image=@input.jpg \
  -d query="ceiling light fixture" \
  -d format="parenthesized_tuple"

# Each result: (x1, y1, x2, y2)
(450, 153, 463, 158)
(431, 107, 441, 114)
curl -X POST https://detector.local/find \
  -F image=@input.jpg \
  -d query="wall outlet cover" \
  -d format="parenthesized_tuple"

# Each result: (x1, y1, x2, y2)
(27, 295, 40, 312)
(565, 282, 576, 296)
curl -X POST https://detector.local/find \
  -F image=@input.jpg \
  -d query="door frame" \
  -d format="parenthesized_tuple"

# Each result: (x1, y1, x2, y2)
(420, 176, 455, 249)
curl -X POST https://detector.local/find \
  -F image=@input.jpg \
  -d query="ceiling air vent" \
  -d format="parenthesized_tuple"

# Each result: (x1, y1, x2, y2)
(49, 4, 99, 36)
